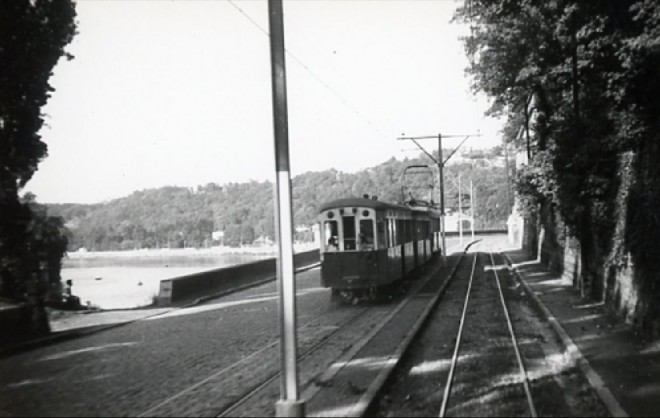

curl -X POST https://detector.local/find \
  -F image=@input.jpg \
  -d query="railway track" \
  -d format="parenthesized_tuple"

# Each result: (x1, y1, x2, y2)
(438, 251, 537, 417)
(300, 250, 471, 417)
(226, 253, 465, 417)
(371, 236, 587, 417)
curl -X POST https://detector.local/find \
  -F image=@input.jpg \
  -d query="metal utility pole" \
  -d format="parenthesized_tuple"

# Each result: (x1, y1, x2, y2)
(398, 133, 480, 261)
(267, 0, 304, 416)
(470, 179, 475, 240)
(458, 173, 463, 246)
(503, 139, 513, 211)
(438, 135, 446, 260)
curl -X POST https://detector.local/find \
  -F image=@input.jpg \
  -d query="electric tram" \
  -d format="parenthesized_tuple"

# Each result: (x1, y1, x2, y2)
(318, 195, 442, 302)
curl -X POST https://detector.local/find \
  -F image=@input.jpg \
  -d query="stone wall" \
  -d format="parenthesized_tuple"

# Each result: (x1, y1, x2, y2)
(520, 184, 652, 334)
(523, 204, 585, 289)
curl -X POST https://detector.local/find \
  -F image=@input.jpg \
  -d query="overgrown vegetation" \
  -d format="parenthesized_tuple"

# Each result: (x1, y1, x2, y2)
(455, 0, 660, 336)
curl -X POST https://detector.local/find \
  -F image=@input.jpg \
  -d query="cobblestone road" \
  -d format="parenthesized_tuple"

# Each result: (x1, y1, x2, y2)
(0, 267, 333, 417)
(0, 235, 473, 417)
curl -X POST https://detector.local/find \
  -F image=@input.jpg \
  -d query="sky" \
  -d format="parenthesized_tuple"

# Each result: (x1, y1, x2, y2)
(25, 0, 504, 204)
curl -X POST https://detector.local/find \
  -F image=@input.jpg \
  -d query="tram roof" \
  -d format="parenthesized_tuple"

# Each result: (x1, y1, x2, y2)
(318, 197, 410, 213)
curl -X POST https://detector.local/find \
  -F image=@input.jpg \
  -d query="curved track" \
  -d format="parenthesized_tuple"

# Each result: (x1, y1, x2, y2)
(371, 237, 549, 417)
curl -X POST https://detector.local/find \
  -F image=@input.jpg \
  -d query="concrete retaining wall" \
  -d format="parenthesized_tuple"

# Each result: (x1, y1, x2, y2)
(157, 249, 320, 305)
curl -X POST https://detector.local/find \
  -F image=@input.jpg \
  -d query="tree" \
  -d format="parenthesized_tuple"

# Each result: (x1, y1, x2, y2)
(21, 193, 68, 289)
(0, 0, 77, 311)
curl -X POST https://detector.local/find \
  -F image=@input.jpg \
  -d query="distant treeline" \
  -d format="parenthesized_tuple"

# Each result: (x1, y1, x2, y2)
(47, 149, 511, 251)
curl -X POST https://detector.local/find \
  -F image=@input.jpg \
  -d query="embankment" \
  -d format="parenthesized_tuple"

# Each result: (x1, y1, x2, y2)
(157, 249, 319, 305)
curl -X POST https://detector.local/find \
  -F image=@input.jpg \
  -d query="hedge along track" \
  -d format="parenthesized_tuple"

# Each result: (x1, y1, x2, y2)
(438, 252, 537, 417)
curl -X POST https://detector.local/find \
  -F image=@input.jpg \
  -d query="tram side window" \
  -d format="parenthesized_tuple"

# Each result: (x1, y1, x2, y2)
(359, 219, 374, 250)
(421, 221, 429, 238)
(324, 221, 338, 251)
(417, 221, 427, 239)
(432, 218, 439, 233)
(342, 216, 356, 250)
(405, 220, 413, 242)
(376, 220, 386, 249)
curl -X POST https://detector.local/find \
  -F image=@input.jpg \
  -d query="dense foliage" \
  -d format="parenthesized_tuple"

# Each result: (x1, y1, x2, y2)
(455, 0, 660, 333)
(47, 149, 511, 252)
(0, 1, 76, 301)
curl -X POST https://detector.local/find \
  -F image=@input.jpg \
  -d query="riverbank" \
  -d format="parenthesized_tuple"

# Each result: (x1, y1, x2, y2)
(67, 243, 319, 259)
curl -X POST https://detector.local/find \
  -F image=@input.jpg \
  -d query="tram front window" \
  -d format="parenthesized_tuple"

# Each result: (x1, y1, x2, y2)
(359, 219, 374, 250)
(342, 216, 356, 250)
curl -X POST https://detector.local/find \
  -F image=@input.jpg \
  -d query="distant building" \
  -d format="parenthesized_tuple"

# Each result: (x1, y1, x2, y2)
(253, 235, 274, 247)
(212, 230, 225, 246)
(444, 213, 473, 233)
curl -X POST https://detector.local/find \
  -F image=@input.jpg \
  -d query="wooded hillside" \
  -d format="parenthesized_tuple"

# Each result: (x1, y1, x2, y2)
(47, 149, 510, 251)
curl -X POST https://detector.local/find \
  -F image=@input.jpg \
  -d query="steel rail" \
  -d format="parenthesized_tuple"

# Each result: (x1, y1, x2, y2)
(489, 252, 538, 417)
(439, 253, 479, 417)
(138, 302, 368, 417)
(216, 305, 373, 417)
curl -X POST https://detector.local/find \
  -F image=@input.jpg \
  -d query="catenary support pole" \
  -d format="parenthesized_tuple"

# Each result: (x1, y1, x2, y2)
(438, 134, 446, 261)
(458, 173, 463, 246)
(470, 179, 475, 240)
(397, 133, 479, 262)
(267, 0, 304, 416)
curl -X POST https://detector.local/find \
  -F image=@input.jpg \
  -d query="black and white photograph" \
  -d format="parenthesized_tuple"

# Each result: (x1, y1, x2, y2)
(1, 0, 658, 416)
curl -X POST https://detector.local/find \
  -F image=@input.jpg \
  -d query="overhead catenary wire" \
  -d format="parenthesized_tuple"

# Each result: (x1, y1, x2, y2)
(226, 0, 390, 139)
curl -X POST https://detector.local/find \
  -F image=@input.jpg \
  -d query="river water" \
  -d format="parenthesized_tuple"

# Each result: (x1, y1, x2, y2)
(61, 253, 272, 310)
